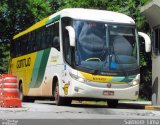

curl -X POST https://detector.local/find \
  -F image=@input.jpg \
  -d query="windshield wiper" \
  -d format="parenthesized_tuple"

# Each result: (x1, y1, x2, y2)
(76, 65, 98, 74)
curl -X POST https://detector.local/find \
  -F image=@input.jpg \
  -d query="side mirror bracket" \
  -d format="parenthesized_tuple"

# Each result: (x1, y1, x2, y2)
(65, 26, 75, 47)
(138, 32, 151, 52)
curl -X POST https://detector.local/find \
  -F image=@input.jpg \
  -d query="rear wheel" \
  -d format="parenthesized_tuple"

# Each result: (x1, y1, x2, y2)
(19, 84, 23, 100)
(54, 80, 71, 106)
(19, 83, 34, 102)
(107, 99, 118, 108)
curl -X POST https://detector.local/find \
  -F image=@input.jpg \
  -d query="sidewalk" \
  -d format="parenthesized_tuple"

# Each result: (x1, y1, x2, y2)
(119, 101, 160, 111)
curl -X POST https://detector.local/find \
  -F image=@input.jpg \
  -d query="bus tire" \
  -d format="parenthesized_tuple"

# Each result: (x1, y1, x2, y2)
(107, 99, 118, 108)
(19, 83, 34, 103)
(54, 80, 71, 106)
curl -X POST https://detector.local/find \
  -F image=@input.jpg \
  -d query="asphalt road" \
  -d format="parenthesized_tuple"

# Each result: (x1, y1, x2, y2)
(0, 100, 160, 120)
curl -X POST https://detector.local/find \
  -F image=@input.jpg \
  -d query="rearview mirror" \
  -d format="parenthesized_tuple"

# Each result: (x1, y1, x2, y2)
(138, 32, 151, 52)
(65, 26, 75, 47)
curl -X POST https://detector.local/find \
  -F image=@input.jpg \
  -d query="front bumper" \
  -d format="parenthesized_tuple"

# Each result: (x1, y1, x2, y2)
(67, 80, 139, 100)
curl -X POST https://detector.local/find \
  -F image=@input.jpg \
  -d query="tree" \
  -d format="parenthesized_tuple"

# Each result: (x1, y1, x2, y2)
(0, 0, 53, 73)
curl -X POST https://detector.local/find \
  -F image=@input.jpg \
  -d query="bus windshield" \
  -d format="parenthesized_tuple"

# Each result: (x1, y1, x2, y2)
(73, 20, 139, 72)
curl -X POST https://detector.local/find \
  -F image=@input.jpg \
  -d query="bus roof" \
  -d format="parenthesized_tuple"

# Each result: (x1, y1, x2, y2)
(13, 8, 135, 39)
(60, 8, 135, 24)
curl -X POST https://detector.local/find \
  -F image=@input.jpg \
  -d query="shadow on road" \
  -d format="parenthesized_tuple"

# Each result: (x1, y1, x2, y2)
(118, 103, 146, 109)
(71, 102, 146, 109)
(36, 100, 147, 109)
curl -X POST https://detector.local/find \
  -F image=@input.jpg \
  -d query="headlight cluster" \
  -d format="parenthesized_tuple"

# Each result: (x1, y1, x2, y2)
(132, 79, 140, 85)
(69, 72, 86, 83)
(128, 74, 140, 86)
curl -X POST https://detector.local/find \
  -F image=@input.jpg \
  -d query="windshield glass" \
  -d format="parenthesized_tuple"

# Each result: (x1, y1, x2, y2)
(73, 20, 139, 72)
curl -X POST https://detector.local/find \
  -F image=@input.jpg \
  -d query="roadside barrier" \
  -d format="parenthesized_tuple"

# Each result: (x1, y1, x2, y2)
(0, 74, 22, 108)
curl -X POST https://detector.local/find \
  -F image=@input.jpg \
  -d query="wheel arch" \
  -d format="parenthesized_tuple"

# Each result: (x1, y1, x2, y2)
(18, 79, 23, 89)
(52, 75, 60, 96)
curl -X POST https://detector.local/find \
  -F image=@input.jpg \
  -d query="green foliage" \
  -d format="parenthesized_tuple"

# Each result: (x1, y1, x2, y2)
(59, 0, 107, 9)
(0, 0, 152, 100)
(0, 0, 53, 73)
(0, 42, 10, 74)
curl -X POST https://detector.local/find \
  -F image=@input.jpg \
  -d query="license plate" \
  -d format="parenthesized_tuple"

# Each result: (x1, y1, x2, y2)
(103, 91, 114, 96)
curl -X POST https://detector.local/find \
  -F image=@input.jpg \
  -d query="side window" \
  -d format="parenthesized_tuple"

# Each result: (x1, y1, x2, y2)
(16, 38, 21, 56)
(21, 35, 27, 55)
(62, 17, 72, 65)
(41, 28, 46, 49)
(12, 23, 60, 57)
(32, 32, 37, 51)
(65, 32, 72, 64)
(26, 34, 29, 53)
(54, 23, 60, 51)
(46, 27, 51, 47)
(50, 22, 60, 51)
(12, 35, 28, 57)
(153, 27, 160, 55)
(35, 29, 41, 51)
(28, 33, 33, 52)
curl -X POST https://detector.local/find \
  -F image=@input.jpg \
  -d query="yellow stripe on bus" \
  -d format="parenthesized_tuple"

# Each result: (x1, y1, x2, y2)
(80, 71, 113, 83)
(13, 17, 49, 39)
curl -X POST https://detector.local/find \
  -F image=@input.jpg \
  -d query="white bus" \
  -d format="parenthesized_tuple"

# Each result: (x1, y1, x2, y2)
(9, 8, 151, 107)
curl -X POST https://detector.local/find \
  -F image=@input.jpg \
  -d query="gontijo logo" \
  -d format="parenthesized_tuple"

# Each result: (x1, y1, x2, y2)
(16, 57, 31, 69)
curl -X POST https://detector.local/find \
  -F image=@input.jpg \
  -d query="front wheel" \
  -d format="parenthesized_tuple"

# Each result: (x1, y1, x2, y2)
(107, 99, 118, 108)
(54, 81, 72, 106)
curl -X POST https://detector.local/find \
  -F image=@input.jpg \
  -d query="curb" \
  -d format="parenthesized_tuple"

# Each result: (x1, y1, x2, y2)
(145, 105, 160, 111)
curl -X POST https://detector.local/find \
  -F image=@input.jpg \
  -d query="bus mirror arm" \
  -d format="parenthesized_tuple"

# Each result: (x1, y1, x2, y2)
(65, 26, 75, 47)
(138, 32, 151, 52)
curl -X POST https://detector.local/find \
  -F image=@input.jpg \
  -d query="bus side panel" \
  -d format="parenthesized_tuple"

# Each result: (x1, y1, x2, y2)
(10, 48, 52, 96)
(26, 48, 51, 96)
(26, 48, 64, 97)
(9, 52, 37, 96)
(40, 48, 64, 96)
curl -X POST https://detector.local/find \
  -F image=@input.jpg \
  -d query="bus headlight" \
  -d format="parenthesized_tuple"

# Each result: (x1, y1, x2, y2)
(128, 79, 139, 86)
(132, 79, 139, 85)
(128, 74, 140, 86)
(69, 72, 86, 83)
